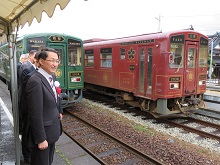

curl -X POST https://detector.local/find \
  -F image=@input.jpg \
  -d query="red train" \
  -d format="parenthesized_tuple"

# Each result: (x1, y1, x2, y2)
(84, 30, 208, 117)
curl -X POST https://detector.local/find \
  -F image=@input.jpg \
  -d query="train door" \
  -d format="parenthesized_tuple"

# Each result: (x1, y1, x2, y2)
(184, 42, 197, 94)
(138, 46, 153, 98)
(48, 43, 66, 89)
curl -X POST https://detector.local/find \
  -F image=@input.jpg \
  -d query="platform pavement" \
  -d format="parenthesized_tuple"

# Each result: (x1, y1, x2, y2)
(0, 80, 101, 165)
(205, 83, 220, 102)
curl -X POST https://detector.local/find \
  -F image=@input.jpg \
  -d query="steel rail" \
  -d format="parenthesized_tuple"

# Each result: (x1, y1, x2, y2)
(64, 110, 163, 165)
(158, 118, 220, 142)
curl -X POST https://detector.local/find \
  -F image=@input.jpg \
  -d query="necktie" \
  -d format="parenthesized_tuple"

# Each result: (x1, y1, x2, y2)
(49, 76, 57, 102)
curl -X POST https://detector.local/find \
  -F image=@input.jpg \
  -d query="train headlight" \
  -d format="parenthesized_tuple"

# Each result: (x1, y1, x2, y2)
(170, 83, 179, 89)
(74, 89, 78, 94)
(199, 80, 206, 85)
(71, 77, 81, 82)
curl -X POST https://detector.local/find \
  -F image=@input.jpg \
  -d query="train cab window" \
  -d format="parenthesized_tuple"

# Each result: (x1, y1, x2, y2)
(120, 48, 126, 59)
(68, 47, 82, 66)
(199, 39, 208, 68)
(100, 48, 112, 68)
(169, 43, 184, 68)
(187, 48, 195, 68)
(85, 49, 94, 67)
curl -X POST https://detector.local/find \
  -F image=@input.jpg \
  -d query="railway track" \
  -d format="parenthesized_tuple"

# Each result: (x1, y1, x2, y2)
(62, 110, 163, 165)
(159, 117, 220, 142)
(83, 90, 220, 144)
(83, 90, 220, 120)
(193, 108, 220, 120)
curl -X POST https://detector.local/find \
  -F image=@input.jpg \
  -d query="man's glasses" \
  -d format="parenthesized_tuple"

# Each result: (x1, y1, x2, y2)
(45, 59, 61, 64)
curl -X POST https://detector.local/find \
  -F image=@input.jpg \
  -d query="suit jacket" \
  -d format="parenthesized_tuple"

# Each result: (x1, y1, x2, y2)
(17, 61, 22, 88)
(18, 61, 35, 103)
(18, 61, 36, 124)
(8, 61, 22, 99)
(26, 71, 61, 146)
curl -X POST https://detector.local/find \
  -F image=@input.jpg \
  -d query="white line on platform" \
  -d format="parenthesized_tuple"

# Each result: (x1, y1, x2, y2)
(0, 97, 14, 126)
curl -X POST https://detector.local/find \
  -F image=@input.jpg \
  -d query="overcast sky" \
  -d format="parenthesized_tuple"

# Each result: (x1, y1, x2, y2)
(18, 0, 220, 40)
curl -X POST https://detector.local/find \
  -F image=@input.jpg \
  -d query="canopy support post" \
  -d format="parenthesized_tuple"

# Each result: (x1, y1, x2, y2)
(8, 32, 20, 165)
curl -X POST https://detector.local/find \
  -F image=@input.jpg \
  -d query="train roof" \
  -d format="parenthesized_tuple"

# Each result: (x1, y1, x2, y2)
(17, 33, 83, 42)
(84, 30, 208, 47)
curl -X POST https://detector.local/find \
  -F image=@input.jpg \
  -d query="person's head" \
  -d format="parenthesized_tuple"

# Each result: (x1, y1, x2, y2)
(19, 53, 28, 63)
(34, 51, 40, 68)
(37, 47, 60, 75)
(28, 50, 37, 64)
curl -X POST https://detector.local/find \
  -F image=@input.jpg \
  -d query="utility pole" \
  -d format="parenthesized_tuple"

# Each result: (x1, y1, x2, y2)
(209, 39, 213, 83)
(155, 14, 162, 32)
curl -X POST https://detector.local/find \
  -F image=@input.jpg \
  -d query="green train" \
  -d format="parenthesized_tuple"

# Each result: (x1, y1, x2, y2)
(0, 33, 84, 108)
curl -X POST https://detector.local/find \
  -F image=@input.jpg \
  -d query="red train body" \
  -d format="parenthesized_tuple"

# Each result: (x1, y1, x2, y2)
(84, 30, 208, 117)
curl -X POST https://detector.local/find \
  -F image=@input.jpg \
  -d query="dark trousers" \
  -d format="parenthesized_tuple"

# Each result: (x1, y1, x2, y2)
(31, 143, 55, 165)
(22, 113, 31, 159)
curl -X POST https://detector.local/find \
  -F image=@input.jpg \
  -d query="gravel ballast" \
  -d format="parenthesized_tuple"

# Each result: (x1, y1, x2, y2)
(68, 99, 220, 165)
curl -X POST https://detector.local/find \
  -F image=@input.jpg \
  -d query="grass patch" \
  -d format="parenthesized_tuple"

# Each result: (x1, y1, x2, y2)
(133, 124, 154, 136)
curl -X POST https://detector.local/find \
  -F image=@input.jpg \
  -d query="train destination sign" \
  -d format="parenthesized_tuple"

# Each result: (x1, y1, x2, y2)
(199, 74, 206, 80)
(70, 72, 82, 76)
(68, 39, 81, 46)
(120, 39, 154, 45)
(169, 77, 181, 82)
(28, 37, 46, 44)
(27, 37, 46, 51)
(49, 36, 65, 42)
(170, 35, 184, 43)
(188, 34, 197, 39)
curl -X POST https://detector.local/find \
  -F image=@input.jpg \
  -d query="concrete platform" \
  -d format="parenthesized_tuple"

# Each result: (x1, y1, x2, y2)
(204, 93, 220, 102)
(204, 84, 220, 102)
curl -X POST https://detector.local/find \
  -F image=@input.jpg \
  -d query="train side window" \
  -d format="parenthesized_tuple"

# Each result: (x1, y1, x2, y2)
(169, 43, 184, 68)
(139, 48, 145, 93)
(120, 48, 126, 60)
(100, 48, 112, 68)
(85, 54, 94, 67)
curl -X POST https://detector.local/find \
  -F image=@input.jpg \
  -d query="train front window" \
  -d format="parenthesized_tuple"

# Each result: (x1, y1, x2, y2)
(199, 37, 208, 68)
(169, 43, 184, 68)
(68, 39, 82, 66)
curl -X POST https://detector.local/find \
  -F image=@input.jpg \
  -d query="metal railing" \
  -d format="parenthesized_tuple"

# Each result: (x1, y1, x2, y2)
(206, 78, 219, 84)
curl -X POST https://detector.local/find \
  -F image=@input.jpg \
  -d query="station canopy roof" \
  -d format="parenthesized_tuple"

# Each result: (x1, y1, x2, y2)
(0, 0, 70, 43)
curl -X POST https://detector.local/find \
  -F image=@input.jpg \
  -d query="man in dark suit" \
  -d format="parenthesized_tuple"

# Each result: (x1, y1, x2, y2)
(17, 53, 29, 89)
(8, 53, 28, 101)
(25, 47, 62, 165)
(18, 50, 37, 164)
